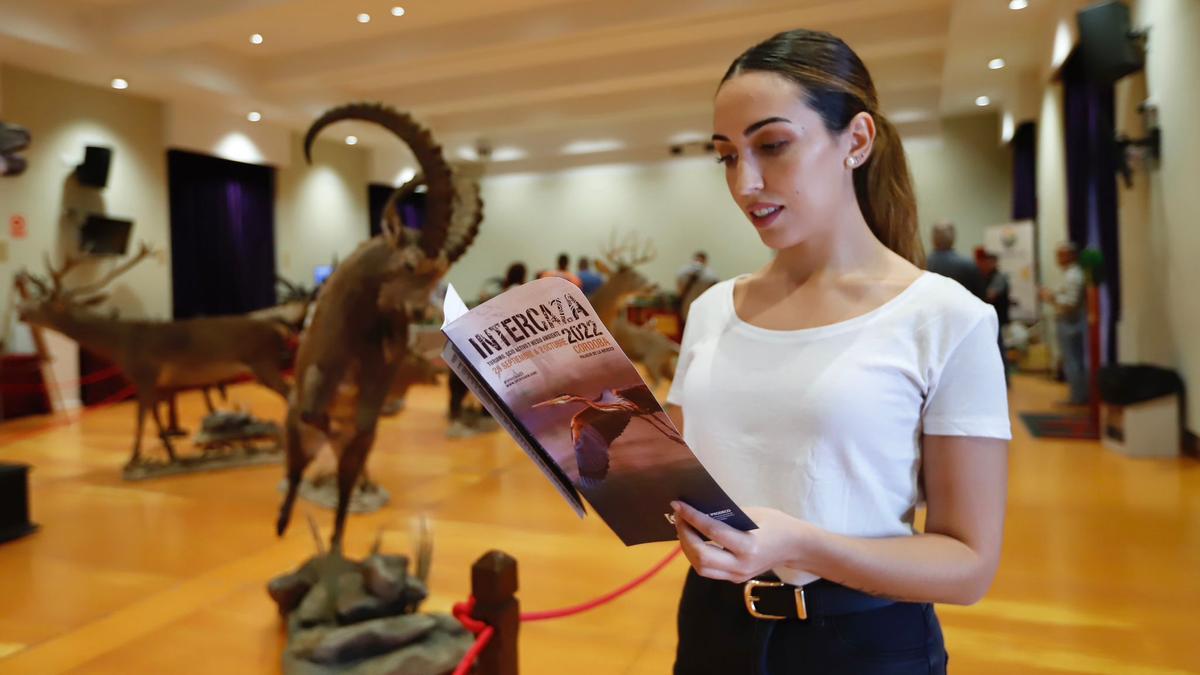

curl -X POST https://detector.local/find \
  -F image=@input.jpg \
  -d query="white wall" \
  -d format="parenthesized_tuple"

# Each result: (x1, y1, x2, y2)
(1036, 85, 1069, 296)
(0, 65, 172, 333)
(275, 133, 371, 286)
(907, 113, 1013, 256)
(166, 102, 292, 168)
(1114, 0, 1200, 433)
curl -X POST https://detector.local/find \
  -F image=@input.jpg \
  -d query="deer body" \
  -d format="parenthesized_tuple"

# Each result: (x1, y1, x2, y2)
(590, 234, 680, 390)
(17, 245, 293, 465)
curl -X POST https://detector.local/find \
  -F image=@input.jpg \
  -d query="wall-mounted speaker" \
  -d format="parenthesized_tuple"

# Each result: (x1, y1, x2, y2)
(75, 145, 113, 188)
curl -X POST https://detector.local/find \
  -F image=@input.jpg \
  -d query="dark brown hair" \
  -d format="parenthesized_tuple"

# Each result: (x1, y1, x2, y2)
(722, 29, 924, 265)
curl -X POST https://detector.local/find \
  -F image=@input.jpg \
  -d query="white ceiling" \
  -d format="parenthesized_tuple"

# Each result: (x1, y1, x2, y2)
(0, 0, 1059, 173)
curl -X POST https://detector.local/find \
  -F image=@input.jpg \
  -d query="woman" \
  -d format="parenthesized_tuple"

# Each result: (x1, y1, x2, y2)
(666, 30, 1010, 674)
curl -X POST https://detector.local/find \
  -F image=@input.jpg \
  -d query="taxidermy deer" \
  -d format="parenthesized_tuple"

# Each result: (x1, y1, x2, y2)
(591, 233, 680, 388)
(1, 120, 30, 176)
(276, 103, 483, 552)
(16, 244, 292, 466)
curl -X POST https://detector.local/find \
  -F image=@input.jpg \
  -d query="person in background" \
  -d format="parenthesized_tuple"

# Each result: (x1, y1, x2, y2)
(978, 250, 1011, 384)
(446, 262, 527, 438)
(676, 251, 719, 324)
(539, 253, 583, 288)
(577, 257, 605, 297)
(1040, 242, 1088, 405)
(926, 221, 984, 298)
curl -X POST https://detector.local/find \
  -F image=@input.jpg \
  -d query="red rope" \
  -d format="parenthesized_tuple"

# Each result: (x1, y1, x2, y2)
(450, 547, 682, 673)
(0, 364, 124, 393)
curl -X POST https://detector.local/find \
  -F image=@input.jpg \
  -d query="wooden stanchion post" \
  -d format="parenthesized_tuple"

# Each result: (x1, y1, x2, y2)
(471, 550, 519, 675)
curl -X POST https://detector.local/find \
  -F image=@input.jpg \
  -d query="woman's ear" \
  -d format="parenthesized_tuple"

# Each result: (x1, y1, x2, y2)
(844, 111, 877, 167)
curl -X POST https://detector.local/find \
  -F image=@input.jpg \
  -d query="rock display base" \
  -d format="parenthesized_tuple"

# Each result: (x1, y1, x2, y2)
(278, 475, 391, 514)
(268, 551, 471, 675)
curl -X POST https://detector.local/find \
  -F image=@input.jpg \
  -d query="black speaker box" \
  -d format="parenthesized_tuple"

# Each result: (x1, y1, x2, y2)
(0, 462, 37, 544)
(1077, 0, 1144, 84)
(76, 145, 112, 188)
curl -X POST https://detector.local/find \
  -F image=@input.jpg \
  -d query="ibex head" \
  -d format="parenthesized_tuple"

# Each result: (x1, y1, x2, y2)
(15, 242, 156, 326)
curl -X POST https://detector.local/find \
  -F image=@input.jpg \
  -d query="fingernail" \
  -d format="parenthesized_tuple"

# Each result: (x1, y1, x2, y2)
(670, 501, 680, 511)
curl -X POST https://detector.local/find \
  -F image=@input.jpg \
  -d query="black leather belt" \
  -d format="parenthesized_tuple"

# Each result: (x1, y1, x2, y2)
(743, 577, 894, 620)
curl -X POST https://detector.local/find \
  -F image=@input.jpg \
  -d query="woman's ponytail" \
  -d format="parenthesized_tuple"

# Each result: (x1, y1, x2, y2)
(855, 114, 924, 266)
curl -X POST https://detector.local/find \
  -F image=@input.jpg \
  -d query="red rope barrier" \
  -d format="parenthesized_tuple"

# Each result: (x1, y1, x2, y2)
(450, 547, 683, 674)
(0, 364, 124, 393)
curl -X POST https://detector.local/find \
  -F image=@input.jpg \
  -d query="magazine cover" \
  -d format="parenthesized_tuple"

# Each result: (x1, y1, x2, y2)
(441, 277, 755, 546)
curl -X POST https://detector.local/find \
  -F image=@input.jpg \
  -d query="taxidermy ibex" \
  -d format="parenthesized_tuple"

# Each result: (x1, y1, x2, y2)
(591, 233, 680, 389)
(16, 244, 292, 466)
(276, 103, 483, 551)
(1, 121, 31, 176)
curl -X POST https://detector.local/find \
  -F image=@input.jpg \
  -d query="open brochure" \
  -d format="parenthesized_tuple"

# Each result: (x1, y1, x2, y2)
(441, 277, 755, 546)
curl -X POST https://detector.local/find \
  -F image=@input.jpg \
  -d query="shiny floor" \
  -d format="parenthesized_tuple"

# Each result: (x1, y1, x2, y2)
(0, 373, 1197, 674)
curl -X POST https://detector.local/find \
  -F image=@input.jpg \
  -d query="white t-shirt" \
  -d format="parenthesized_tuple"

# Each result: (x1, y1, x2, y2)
(667, 272, 1011, 586)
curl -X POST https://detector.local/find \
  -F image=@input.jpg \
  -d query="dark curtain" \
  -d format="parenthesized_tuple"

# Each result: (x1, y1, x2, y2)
(1061, 52, 1120, 364)
(367, 183, 391, 238)
(1011, 122, 1038, 221)
(367, 182, 426, 238)
(167, 150, 277, 319)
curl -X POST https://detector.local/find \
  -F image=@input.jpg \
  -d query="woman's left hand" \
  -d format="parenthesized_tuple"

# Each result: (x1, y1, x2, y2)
(671, 501, 818, 583)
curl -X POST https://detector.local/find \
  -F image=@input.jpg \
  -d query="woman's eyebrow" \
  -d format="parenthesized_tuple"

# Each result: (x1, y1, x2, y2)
(712, 116, 792, 142)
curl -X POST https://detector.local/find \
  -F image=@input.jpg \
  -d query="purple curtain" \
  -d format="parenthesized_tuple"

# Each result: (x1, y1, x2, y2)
(1061, 53, 1120, 364)
(167, 150, 277, 319)
(1011, 122, 1038, 221)
(367, 182, 426, 239)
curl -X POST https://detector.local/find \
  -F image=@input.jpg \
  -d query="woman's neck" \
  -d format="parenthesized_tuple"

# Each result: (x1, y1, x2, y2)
(764, 210, 895, 287)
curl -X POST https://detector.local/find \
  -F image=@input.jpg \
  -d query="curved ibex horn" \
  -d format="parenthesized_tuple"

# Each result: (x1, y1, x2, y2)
(302, 103, 452, 259)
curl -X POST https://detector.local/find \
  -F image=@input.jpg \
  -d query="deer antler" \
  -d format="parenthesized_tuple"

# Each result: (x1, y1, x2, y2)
(63, 242, 155, 300)
(43, 251, 87, 296)
(603, 231, 656, 270)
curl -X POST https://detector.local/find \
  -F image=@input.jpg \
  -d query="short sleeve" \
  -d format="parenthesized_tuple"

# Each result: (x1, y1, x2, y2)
(922, 309, 1012, 439)
(666, 297, 708, 408)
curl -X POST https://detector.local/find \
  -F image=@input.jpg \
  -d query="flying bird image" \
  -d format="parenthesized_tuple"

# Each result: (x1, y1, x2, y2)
(532, 385, 685, 487)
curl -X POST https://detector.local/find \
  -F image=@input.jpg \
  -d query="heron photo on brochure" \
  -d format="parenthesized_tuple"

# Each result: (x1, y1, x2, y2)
(441, 277, 755, 545)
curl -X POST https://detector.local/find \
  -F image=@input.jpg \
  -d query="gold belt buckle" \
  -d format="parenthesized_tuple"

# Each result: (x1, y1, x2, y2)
(743, 580, 807, 620)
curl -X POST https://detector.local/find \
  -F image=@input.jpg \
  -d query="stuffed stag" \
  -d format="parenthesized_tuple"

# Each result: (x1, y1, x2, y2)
(276, 103, 482, 552)
(590, 233, 681, 389)
(15, 245, 292, 467)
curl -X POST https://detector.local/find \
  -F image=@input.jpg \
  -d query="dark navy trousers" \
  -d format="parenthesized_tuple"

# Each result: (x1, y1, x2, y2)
(674, 569, 948, 674)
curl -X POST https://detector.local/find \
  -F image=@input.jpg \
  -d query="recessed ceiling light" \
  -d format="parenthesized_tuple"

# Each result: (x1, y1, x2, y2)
(356, 13, 371, 23)
(345, 135, 359, 145)
(976, 96, 992, 107)
(111, 78, 129, 90)
(247, 111, 262, 122)
(988, 58, 1006, 70)
(391, 6, 405, 17)
(1009, 0, 1028, 10)
(250, 33, 264, 45)
(561, 139, 625, 155)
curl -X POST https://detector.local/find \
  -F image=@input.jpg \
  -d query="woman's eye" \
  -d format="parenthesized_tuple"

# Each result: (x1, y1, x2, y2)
(759, 140, 788, 154)
(715, 153, 736, 166)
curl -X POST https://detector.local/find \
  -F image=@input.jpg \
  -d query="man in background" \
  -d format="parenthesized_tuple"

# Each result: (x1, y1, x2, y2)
(539, 253, 583, 288)
(676, 251, 718, 325)
(979, 250, 1011, 384)
(1041, 242, 1088, 405)
(577, 257, 605, 297)
(926, 221, 984, 298)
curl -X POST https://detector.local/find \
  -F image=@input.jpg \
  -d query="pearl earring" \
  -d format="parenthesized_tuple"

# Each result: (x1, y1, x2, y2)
(846, 156, 857, 167)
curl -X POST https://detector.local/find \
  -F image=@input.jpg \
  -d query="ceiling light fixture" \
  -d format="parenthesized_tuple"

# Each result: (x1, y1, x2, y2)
(111, 78, 129, 90)
(975, 96, 992, 107)
(247, 111, 262, 122)
(1009, 0, 1028, 10)
(988, 58, 1006, 70)
(561, 139, 625, 155)
(345, 135, 359, 145)
(391, 7, 406, 17)
(357, 13, 371, 23)
(250, 33, 264, 45)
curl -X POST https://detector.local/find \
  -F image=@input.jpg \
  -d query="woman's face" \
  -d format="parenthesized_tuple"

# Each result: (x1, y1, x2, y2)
(712, 71, 857, 251)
